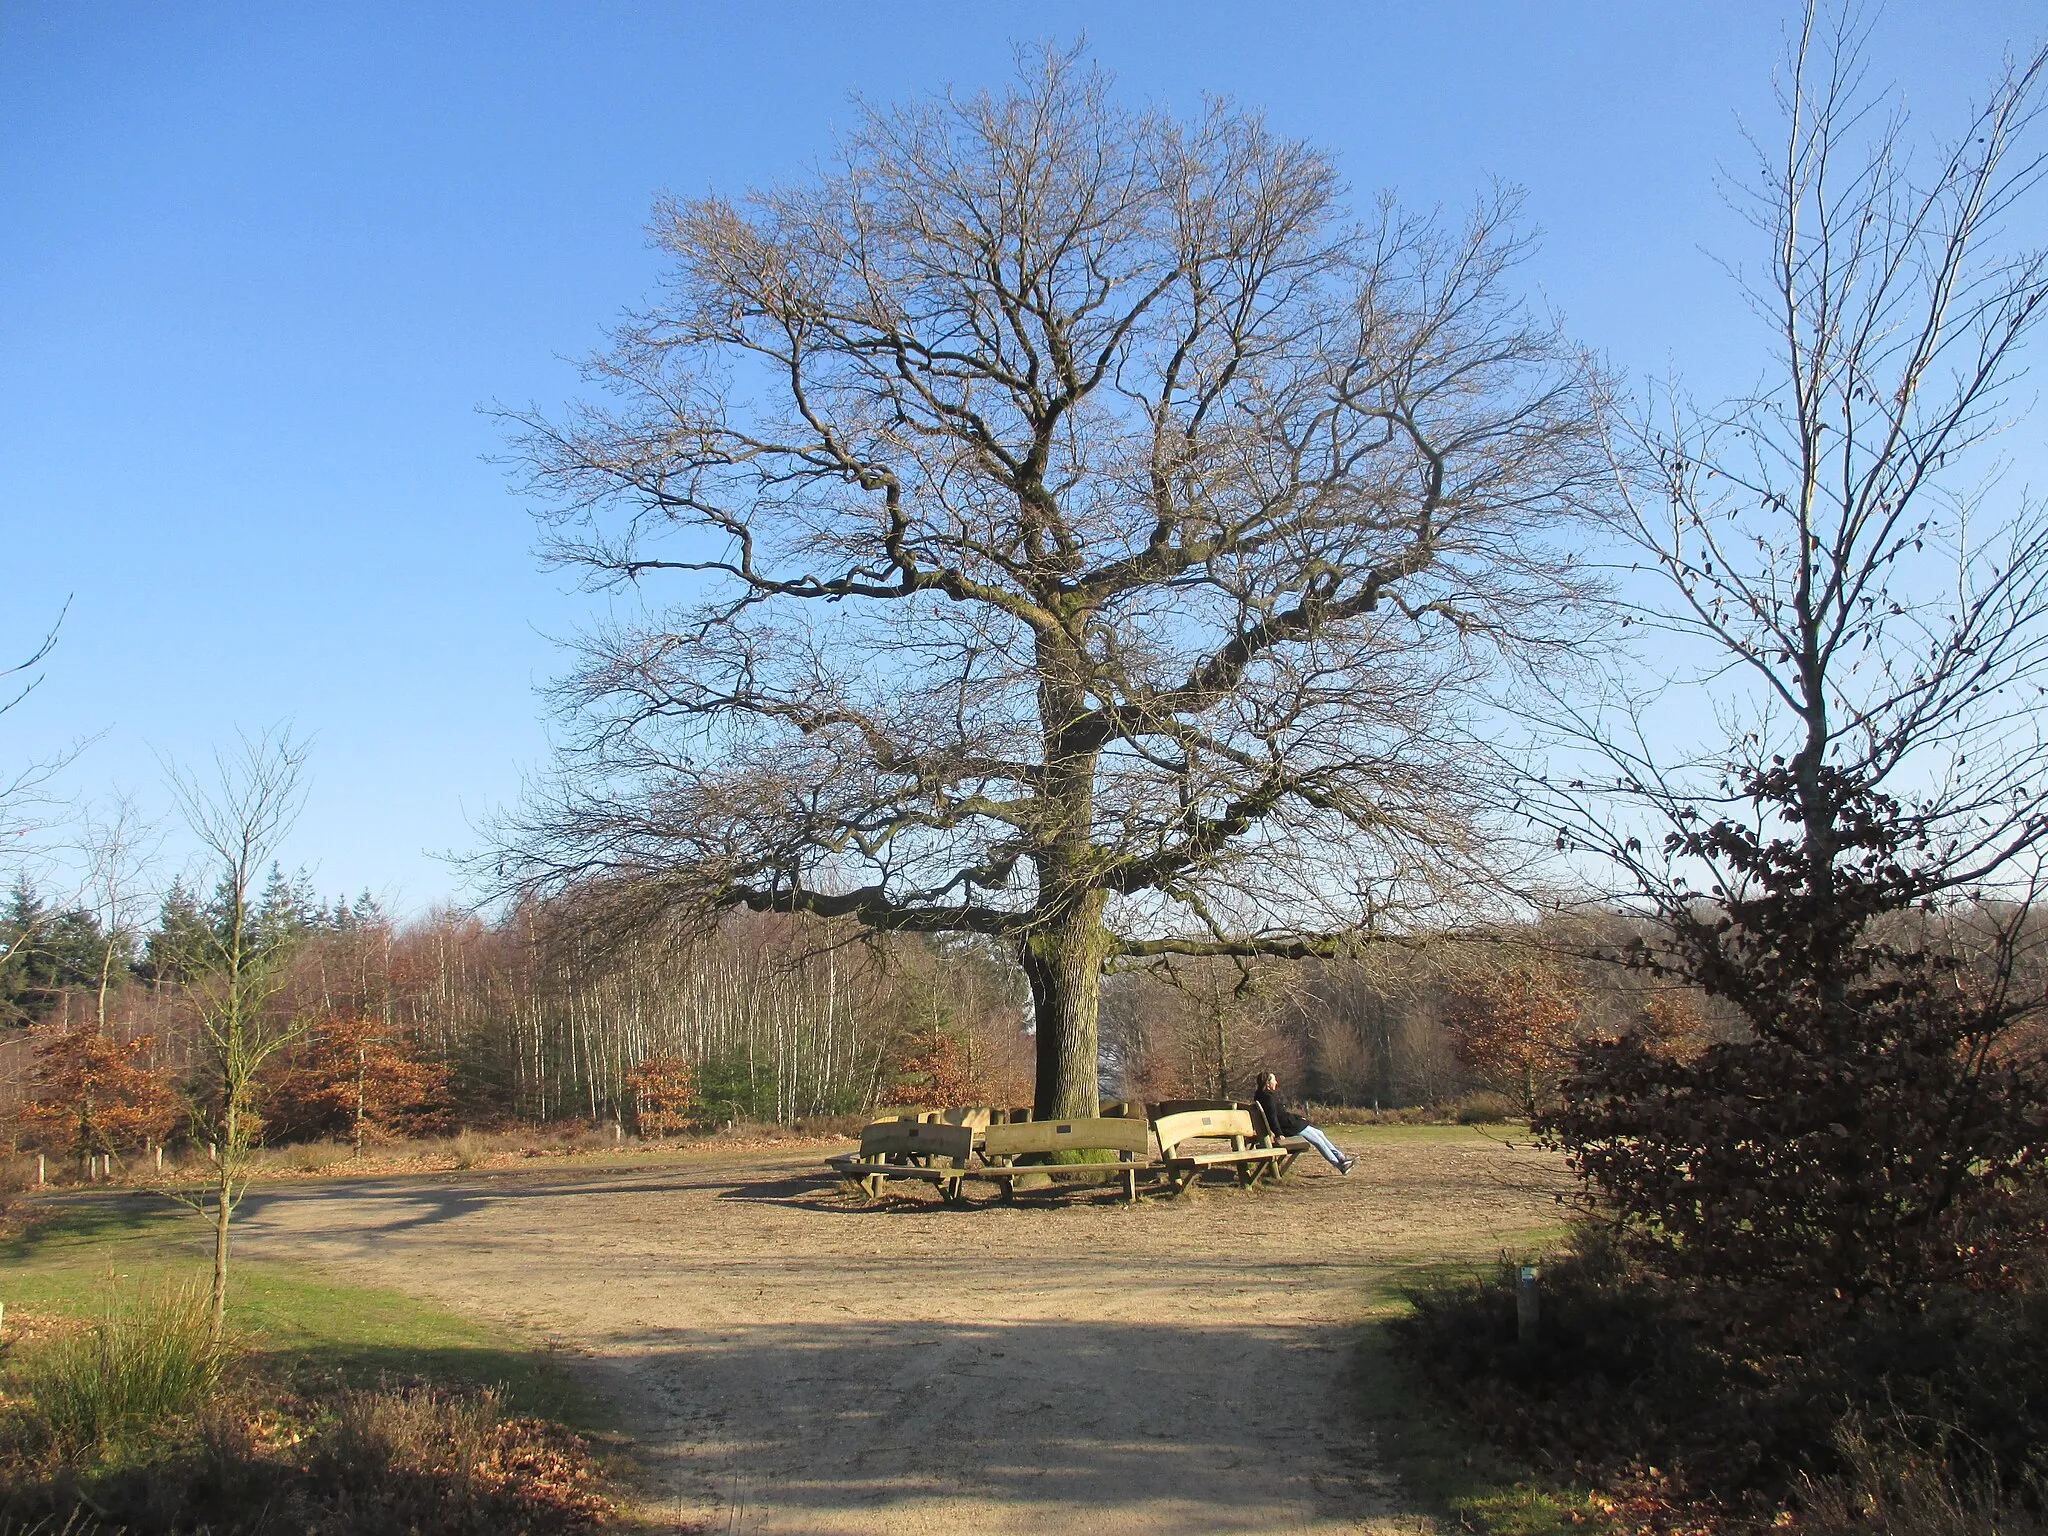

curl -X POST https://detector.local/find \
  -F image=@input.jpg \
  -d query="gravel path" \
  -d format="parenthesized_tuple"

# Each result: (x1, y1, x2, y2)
(232, 1127, 1565, 1534)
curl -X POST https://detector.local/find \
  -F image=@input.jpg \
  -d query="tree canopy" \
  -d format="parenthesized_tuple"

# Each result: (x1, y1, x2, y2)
(503, 49, 1609, 1112)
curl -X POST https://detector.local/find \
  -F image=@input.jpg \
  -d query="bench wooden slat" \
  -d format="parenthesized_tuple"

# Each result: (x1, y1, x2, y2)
(856, 1120, 975, 1166)
(1150, 1099, 1251, 1117)
(828, 1158, 960, 1181)
(981, 1116, 1152, 1161)
(1152, 1108, 1259, 1157)
(1166, 1145, 1290, 1164)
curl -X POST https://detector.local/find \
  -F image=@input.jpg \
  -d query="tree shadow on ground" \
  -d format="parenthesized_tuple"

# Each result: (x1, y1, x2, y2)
(610, 1315, 1402, 1533)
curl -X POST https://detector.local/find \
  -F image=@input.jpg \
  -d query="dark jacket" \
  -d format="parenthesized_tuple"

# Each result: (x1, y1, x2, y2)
(1252, 1084, 1307, 1139)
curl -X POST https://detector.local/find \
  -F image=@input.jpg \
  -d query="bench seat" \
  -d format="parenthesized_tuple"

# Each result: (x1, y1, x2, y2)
(1150, 1108, 1302, 1193)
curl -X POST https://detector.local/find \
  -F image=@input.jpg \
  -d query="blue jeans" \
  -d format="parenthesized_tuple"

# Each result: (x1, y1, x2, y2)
(1297, 1124, 1347, 1168)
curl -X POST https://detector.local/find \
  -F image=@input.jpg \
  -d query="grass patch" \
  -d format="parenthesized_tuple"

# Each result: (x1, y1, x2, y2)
(1357, 1261, 1621, 1536)
(0, 1194, 606, 1432)
(12, 1279, 222, 1454)
(1, 1196, 620, 1532)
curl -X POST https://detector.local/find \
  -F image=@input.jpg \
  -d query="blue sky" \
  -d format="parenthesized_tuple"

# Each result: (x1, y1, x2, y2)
(4, 2, 2044, 913)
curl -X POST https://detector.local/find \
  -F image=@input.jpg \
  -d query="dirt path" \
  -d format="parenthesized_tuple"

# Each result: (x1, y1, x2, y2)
(233, 1128, 1565, 1535)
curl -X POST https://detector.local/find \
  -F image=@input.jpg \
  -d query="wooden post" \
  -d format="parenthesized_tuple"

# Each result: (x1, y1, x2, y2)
(36, 1154, 44, 1187)
(155, 1145, 163, 1173)
(1516, 1265, 1541, 1346)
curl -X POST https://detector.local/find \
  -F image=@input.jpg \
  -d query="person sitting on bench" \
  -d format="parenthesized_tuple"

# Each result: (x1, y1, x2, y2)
(1252, 1072, 1355, 1174)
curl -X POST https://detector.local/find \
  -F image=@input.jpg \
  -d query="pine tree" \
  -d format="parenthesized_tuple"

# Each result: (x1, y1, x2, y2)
(0, 877, 48, 1025)
(139, 879, 214, 986)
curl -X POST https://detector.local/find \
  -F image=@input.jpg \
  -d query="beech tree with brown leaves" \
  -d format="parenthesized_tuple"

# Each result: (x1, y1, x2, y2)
(1541, 10, 2048, 1310)
(623, 1051, 696, 1137)
(499, 48, 1609, 1117)
(17, 1022, 177, 1164)
(263, 1016, 452, 1151)
(1445, 963, 1586, 1118)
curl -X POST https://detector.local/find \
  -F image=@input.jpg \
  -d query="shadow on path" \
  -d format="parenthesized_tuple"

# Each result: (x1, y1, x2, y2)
(615, 1316, 1396, 1535)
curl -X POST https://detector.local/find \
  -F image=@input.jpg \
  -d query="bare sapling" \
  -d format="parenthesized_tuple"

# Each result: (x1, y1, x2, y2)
(162, 730, 309, 1341)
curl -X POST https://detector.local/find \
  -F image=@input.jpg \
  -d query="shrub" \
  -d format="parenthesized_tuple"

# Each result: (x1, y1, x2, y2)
(297, 1382, 611, 1535)
(1394, 1224, 2048, 1515)
(1453, 1091, 1518, 1125)
(10, 1282, 221, 1454)
(1546, 777, 2048, 1313)
(1799, 1417, 2048, 1536)
(14, 1025, 178, 1160)
(260, 1017, 454, 1147)
(1444, 964, 1587, 1119)
(623, 1052, 696, 1137)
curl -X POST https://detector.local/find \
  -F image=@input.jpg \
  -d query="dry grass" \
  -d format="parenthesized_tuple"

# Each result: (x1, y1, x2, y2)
(6, 1120, 856, 1193)
(294, 1381, 614, 1534)
(0, 1363, 614, 1534)
(1797, 1418, 2048, 1536)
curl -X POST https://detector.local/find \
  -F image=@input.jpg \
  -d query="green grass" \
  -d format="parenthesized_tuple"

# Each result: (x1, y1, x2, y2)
(0, 1194, 608, 1431)
(13, 1279, 221, 1452)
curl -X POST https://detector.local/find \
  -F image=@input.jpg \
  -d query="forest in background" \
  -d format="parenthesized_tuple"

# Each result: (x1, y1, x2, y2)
(0, 862, 1751, 1165)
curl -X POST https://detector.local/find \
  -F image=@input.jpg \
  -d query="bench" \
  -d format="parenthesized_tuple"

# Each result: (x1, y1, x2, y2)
(969, 1116, 1155, 1203)
(1152, 1108, 1294, 1193)
(826, 1119, 977, 1201)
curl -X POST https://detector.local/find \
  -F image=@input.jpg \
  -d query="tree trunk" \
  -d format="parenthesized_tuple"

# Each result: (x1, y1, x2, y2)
(209, 1169, 231, 1343)
(1020, 895, 1110, 1120)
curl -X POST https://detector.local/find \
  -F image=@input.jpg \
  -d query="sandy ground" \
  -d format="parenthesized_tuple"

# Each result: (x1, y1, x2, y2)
(231, 1128, 1567, 1535)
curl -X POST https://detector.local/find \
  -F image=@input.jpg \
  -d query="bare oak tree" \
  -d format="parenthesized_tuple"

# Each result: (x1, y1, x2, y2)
(502, 51, 1608, 1115)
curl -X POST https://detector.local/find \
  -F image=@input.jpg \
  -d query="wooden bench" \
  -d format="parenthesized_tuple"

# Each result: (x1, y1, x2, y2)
(1152, 1108, 1294, 1193)
(826, 1119, 976, 1201)
(970, 1116, 1155, 1203)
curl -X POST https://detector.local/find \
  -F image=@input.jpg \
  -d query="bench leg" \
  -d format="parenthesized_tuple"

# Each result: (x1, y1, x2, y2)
(1123, 1167, 1137, 1204)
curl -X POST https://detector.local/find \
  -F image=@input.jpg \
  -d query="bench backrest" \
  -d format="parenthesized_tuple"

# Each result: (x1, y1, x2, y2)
(857, 1120, 975, 1166)
(1152, 1108, 1259, 1157)
(1150, 1099, 1250, 1118)
(870, 1107, 939, 1124)
(981, 1116, 1152, 1161)
(939, 1106, 992, 1128)
(1099, 1099, 1146, 1119)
